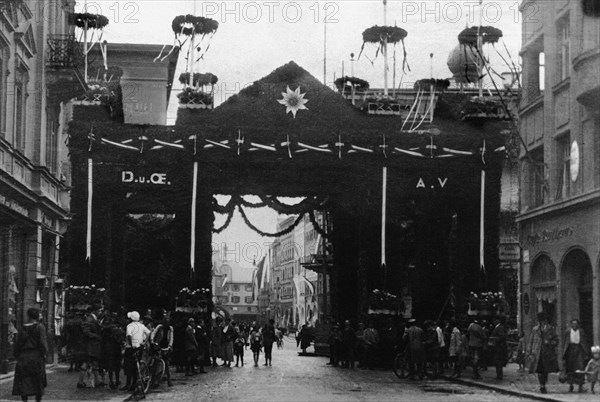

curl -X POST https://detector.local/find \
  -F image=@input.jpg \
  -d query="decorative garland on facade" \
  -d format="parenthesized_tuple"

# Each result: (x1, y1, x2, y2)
(70, 13, 109, 29)
(212, 209, 234, 234)
(211, 195, 329, 237)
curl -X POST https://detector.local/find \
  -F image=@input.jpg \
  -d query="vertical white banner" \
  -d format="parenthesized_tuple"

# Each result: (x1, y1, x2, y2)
(86, 158, 93, 261)
(381, 166, 388, 267)
(190, 161, 198, 273)
(480, 169, 486, 272)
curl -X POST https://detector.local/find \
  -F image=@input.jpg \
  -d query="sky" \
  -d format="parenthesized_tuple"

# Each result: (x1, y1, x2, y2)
(76, 0, 523, 267)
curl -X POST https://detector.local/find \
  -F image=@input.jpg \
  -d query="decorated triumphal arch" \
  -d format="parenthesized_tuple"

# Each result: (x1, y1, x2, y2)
(65, 61, 509, 321)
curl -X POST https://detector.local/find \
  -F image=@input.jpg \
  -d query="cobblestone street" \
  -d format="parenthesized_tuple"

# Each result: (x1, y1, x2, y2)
(142, 338, 524, 402)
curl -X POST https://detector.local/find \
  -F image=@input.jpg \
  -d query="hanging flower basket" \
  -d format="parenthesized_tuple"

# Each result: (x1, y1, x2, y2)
(369, 289, 401, 312)
(461, 97, 507, 120)
(458, 26, 503, 46)
(65, 285, 106, 311)
(70, 13, 109, 29)
(177, 88, 213, 109)
(365, 96, 403, 115)
(176, 288, 211, 312)
(171, 15, 219, 37)
(334, 76, 370, 93)
(75, 79, 119, 106)
(362, 25, 407, 44)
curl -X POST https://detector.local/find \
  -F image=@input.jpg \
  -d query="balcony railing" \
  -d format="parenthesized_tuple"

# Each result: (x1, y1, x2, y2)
(47, 34, 79, 68)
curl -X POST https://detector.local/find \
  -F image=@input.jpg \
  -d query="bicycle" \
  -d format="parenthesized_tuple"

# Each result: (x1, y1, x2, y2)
(132, 347, 151, 399)
(392, 350, 409, 379)
(147, 343, 167, 389)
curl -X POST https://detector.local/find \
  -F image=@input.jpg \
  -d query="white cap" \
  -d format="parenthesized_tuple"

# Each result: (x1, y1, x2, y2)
(127, 311, 140, 322)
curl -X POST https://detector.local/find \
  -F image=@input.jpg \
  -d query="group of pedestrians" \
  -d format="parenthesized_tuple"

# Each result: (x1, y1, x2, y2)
(178, 316, 279, 372)
(528, 313, 600, 394)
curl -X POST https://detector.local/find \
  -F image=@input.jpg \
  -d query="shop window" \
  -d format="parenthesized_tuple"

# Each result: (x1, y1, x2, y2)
(556, 15, 570, 82)
(555, 134, 571, 200)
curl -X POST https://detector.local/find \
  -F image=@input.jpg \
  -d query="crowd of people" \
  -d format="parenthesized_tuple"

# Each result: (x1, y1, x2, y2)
(9, 305, 600, 401)
(324, 313, 600, 394)
(55, 306, 282, 394)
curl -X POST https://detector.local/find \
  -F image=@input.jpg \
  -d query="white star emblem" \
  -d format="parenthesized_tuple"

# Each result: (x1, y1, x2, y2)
(277, 86, 309, 118)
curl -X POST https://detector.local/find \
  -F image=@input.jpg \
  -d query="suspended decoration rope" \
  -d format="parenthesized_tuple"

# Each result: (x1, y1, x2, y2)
(211, 195, 329, 237)
(237, 205, 305, 238)
(212, 209, 234, 234)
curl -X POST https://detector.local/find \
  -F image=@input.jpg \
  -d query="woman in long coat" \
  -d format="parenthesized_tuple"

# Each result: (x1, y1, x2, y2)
(12, 308, 47, 402)
(528, 313, 560, 394)
(562, 319, 589, 393)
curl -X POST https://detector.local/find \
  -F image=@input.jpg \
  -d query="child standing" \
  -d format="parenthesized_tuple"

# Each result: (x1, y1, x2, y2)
(250, 328, 263, 367)
(584, 346, 600, 394)
(234, 334, 245, 367)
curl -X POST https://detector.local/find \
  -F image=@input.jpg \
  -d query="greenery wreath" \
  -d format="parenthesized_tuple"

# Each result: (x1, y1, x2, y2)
(334, 76, 370, 92)
(171, 14, 219, 37)
(179, 72, 219, 86)
(414, 78, 451, 91)
(458, 26, 503, 46)
(362, 25, 407, 44)
(70, 13, 109, 29)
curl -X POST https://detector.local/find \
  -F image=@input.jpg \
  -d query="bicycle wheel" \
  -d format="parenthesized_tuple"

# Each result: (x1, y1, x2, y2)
(138, 361, 151, 395)
(152, 359, 165, 387)
(393, 353, 407, 379)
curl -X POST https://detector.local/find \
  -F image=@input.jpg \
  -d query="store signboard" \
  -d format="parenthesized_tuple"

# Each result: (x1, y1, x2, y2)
(499, 243, 520, 261)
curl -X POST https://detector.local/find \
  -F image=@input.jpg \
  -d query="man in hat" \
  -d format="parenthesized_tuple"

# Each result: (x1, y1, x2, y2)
(121, 311, 150, 391)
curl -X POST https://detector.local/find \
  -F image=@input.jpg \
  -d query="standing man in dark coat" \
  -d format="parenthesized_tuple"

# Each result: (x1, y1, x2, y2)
(528, 312, 560, 394)
(404, 319, 425, 380)
(468, 319, 486, 380)
(194, 318, 209, 374)
(341, 320, 357, 369)
(262, 319, 277, 366)
(562, 319, 589, 393)
(489, 318, 508, 380)
(78, 305, 103, 388)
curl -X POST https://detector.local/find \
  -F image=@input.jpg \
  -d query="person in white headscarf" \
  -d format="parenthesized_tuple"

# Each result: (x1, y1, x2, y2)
(121, 311, 150, 391)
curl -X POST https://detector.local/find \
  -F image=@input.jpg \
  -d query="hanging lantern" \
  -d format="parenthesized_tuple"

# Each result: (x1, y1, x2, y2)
(447, 44, 479, 83)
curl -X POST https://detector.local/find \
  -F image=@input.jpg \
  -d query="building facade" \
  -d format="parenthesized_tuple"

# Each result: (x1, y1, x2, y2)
(211, 248, 259, 322)
(0, 0, 75, 373)
(518, 0, 600, 345)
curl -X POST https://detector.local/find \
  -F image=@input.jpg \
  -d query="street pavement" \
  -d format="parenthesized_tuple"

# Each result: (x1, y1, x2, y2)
(1, 337, 592, 402)
(444, 362, 599, 402)
(142, 337, 523, 402)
